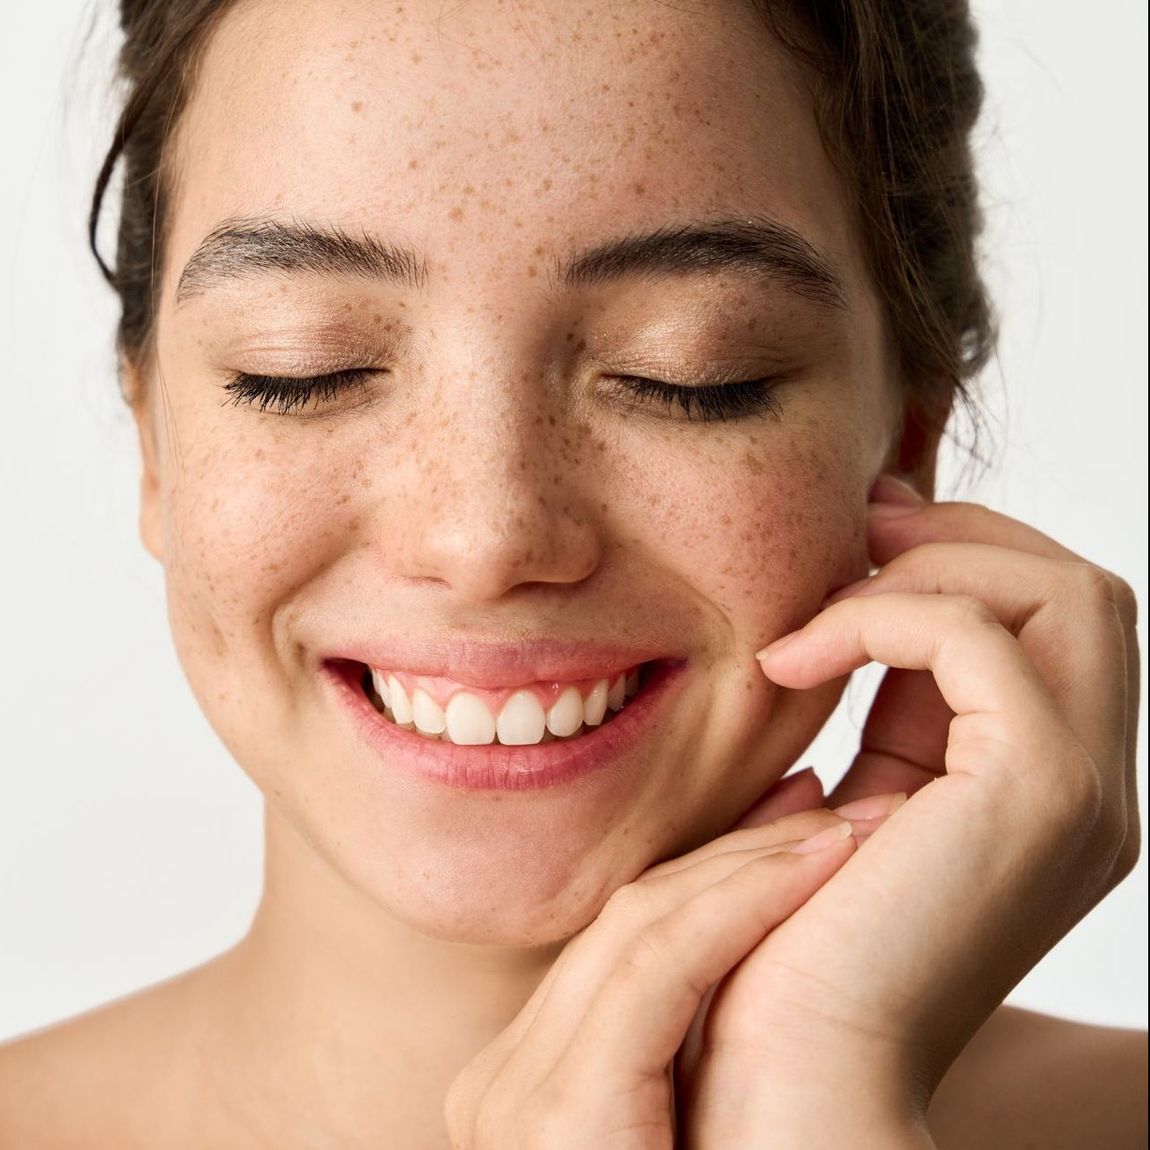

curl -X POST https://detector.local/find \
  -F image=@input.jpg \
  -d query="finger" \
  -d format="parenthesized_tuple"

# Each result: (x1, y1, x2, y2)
(866, 492, 1085, 566)
(646, 806, 844, 879)
(493, 808, 852, 1060)
(552, 836, 857, 1095)
(822, 545, 1129, 763)
(826, 667, 952, 807)
(761, 591, 1049, 720)
(729, 766, 825, 830)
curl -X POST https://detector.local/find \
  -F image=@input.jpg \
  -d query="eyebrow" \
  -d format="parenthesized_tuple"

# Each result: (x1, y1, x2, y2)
(175, 215, 847, 309)
(175, 218, 428, 303)
(558, 218, 846, 308)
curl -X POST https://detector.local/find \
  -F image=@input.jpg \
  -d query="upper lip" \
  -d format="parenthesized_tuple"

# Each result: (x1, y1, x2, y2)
(326, 636, 684, 689)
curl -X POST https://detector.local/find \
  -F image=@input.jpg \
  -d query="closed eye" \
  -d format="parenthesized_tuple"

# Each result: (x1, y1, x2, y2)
(221, 368, 375, 414)
(611, 375, 784, 422)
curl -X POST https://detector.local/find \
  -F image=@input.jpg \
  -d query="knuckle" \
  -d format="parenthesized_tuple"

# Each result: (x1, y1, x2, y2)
(600, 881, 648, 927)
(1110, 575, 1140, 627)
(1046, 759, 1108, 850)
(623, 920, 672, 975)
(947, 593, 996, 629)
(1067, 563, 1138, 626)
(443, 1075, 477, 1145)
(876, 541, 955, 588)
(1112, 817, 1142, 882)
(445, 1062, 501, 1146)
(520, 1083, 579, 1146)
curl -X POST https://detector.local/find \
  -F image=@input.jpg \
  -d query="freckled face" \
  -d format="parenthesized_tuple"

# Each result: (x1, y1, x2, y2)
(144, 0, 898, 944)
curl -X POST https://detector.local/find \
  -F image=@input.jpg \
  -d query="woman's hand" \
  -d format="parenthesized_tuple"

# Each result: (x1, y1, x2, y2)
(443, 798, 895, 1149)
(680, 476, 1140, 1146)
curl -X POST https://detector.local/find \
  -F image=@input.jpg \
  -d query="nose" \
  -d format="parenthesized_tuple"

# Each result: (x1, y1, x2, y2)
(385, 367, 603, 603)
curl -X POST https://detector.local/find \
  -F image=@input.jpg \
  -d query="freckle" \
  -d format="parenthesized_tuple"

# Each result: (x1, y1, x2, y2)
(632, 182, 646, 196)
(408, 157, 419, 169)
(541, 178, 553, 192)
(411, 51, 422, 63)
(527, 264, 537, 277)
(449, 206, 464, 221)
(351, 100, 363, 113)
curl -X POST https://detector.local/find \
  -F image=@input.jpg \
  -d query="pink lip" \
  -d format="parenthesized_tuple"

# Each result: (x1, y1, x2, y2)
(324, 657, 687, 791)
(326, 636, 680, 689)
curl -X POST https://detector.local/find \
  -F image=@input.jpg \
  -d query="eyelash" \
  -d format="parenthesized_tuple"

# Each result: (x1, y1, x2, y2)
(222, 369, 374, 414)
(615, 376, 782, 422)
(222, 369, 783, 422)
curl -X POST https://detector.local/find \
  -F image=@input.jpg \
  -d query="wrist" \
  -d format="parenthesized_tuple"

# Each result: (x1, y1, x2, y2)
(689, 1096, 935, 1150)
(686, 1056, 935, 1150)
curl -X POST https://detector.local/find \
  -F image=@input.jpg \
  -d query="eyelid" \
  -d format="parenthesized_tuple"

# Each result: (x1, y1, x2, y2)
(222, 367, 377, 415)
(606, 374, 785, 422)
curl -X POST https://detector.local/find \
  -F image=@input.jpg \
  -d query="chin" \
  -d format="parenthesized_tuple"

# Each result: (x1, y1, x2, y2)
(364, 832, 638, 948)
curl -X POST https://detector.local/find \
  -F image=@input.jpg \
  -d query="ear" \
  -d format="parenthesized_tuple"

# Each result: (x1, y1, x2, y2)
(125, 360, 165, 562)
(888, 390, 952, 500)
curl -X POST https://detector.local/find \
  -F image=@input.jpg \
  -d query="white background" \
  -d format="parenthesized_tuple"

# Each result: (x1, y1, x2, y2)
(1, 1, 1146, 1041)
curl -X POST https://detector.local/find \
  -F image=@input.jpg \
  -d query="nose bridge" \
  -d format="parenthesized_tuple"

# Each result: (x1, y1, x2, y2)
(388, 345, 602, 600)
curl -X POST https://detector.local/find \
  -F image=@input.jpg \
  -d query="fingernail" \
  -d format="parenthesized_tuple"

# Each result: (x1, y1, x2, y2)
(831, 792, 907, 821)
(755, 632, 799, 661)
(868, 474, 924, 517)
(788, 820, 852, 854)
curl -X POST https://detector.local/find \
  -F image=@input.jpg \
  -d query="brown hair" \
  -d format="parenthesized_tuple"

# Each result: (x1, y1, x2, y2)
(90, 0, 994, 436)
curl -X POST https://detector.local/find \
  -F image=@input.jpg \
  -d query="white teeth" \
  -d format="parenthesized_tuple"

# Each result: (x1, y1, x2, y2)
(388, 676, 413, 725)
(496, 690, 547, 745)
(445, 692, 497, 745)
(607, 674, 626, 712)
(370, 669, 391, 708)
(546, 686, 585, 738)
(370, 667, 647, 743)
(412, 688, 447, 736)
(583, 679, 609, 727)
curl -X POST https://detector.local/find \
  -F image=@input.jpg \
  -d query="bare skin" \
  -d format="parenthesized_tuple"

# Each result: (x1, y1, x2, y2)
(0, 1, 1143, 1147)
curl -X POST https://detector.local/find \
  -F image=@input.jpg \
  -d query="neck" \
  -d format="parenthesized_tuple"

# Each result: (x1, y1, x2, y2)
(204, 804, 560, 1148)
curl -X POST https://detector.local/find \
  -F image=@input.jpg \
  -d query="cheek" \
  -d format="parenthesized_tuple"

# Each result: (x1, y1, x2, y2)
(159, 422, 358, 666)
(623, 421, 870, 642)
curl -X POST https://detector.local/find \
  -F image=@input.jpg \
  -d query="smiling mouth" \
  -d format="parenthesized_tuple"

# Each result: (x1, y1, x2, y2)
(354, 661, 655, 746)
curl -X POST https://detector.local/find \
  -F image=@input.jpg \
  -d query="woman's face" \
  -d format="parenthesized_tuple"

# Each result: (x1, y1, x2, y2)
(140, 0, 900, 945)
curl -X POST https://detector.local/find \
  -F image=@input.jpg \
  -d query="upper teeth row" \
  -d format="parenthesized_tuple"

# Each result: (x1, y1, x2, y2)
(370, 669, 640, 745)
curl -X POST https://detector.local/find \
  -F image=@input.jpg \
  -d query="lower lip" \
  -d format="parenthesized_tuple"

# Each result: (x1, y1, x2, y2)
(325, 659, 687, 791)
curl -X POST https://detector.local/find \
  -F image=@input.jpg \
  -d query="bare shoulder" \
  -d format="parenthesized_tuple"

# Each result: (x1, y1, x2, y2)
(928, 1004, 1148, 1150)
(0, 963, 219, 1150)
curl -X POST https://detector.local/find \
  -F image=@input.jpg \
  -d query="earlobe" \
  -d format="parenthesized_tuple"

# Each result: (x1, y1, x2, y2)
(138, 450, 164, 562)
(125, 363, 165, 562)
(889, 393, 951, 499)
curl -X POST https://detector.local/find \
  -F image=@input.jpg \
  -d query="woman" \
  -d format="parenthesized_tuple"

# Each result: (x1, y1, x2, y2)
(0, 0, 1144, 1145)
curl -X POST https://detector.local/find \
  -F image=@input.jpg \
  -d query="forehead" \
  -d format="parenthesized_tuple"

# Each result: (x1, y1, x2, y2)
(166, 0, 862, 302)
